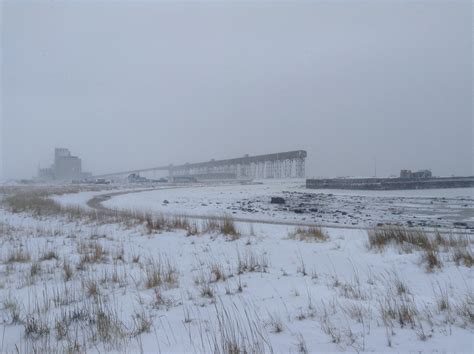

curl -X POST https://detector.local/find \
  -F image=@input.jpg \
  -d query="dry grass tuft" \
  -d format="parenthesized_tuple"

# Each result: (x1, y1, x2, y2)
(186, 222, 200, 236)
(452, 247, 473, 267)
(85, 280, 100, 298)
(200, 282, 215, 298)
(290, 227, 329, 242)
(144, 257, 178, 289)
(30, 262, 41, 277)
(209, 300, 273, 353)
(369, 226, 473, 270)
(62, 260, 74, 281)
(39, 250, 58, 261)
(145, 213, 167, 233)
(202, 218, 221, 234)
(3, 297, 22, 324)
(237, 249, 268, 274)
(422, 249, 443, 272)
(454, 292, 474, 326)
(77, 241, 108, 265)
(210, 262, 228, 283)
(368, 226, 432, 251)
(201, 215, 240, 239)
(144, 213, 204, 236)
(24, 314, 50, 339)
(220, 215, 239, 239)
(152, 288, 173, 309)
(4, 248, 31, 263)
(268, 313, 284, 333)
(132, 312, 153, 336)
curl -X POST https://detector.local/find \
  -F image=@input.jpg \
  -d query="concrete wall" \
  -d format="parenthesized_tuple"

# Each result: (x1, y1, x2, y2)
(306, 176, 474, 190)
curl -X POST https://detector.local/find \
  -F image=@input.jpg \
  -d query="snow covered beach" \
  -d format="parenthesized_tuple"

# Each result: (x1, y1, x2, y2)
(0, 183, 472, 353)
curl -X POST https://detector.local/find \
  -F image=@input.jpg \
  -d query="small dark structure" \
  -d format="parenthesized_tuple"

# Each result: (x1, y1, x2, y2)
(400, 169, 432, 179)
(271, 197, 286, 204)
(128, 173, 149, 183)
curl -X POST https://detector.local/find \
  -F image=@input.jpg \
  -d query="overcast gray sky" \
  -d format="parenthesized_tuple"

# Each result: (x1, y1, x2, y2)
(1, 0, 472, 179)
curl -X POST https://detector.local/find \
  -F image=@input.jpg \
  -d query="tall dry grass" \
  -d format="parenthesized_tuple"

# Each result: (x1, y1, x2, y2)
(368, 226, 473, 270)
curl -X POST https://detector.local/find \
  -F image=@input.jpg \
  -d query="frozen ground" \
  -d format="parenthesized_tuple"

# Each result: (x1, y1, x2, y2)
(0, 183, 472, 353)
(101, 182, 474, 231)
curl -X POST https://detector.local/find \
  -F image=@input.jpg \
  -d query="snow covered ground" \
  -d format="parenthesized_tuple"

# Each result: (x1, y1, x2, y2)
(101, 182, 474, 230)
(0, 183, 472, 353)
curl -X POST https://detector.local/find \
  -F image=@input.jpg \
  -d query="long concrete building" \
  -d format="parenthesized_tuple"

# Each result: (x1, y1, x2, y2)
(306, 176, 474, 190)
(95, 150, 307, 181)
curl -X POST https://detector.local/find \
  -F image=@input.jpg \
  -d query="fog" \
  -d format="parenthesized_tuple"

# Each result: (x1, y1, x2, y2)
(1, 0, 472, 180)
